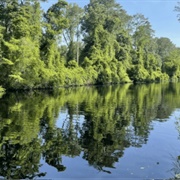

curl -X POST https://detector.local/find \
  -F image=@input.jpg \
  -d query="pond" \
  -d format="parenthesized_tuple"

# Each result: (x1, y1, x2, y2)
(0, 83, 180, 179)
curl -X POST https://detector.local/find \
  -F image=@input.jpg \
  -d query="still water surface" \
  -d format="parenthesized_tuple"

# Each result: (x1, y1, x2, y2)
(0, 83, 180, 179)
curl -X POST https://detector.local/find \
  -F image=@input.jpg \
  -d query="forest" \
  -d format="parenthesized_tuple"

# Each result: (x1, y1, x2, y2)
(0, 0, 180, 90)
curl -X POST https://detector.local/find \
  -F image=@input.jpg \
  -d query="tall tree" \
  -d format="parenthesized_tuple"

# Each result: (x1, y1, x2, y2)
(128, 14, 164, 82)
(41, 0, 69, 86)
(155, 37, 176, 72)
(62, 3, 83, 64)
(163, 48, 180, 80)
(81, 0, 131, 84)
(0, 0, 46, 89)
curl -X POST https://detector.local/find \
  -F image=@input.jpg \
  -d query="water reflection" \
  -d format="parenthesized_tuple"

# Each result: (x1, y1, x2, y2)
(0, 83, 180, 178)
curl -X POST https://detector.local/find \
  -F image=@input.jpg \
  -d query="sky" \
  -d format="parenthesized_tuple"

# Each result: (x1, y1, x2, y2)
(41, 0, 180, 47)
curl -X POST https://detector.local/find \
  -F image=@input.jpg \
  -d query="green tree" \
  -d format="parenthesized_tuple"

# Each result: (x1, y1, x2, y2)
(164, 48, 180, 81)
(41, 0, 69, 87)
(155, 37, 176, 71)
(128, 14, 165, 82)
(0, 0, 47, 89)
(81, 0, 131, 84)
(62, 3, 83, 64)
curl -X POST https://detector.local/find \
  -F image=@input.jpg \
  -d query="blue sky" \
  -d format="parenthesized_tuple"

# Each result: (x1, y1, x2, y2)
(41, 0, 180, 47)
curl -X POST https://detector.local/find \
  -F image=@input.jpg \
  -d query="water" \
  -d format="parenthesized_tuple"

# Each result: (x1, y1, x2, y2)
(0, 83, 180, 179)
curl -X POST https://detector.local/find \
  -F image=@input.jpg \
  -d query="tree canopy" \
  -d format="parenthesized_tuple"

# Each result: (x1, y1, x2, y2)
(0, 0, 179, 90)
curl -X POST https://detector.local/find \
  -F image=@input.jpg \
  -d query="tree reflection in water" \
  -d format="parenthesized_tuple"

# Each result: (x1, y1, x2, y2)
(0, 83, 180, 178)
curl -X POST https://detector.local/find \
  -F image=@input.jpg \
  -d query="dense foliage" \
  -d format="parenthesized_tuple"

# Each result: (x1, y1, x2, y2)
(0, 0, 180, 89)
